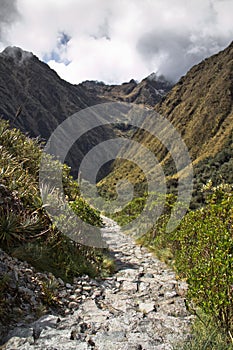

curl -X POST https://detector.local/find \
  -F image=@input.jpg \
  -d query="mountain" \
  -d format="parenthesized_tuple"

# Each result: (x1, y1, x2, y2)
(0, 46, 172, 179)
(1, 43, 232, 206)
(154, 41, 233, 162)
(99, 41, 233, 207)
(79, 73, 173, 107)
(0, 47, 100, 136)
(0, 46, 114, 178)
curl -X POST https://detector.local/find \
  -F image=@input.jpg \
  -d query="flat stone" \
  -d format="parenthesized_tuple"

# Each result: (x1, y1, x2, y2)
(74, 288, 82, 294)
(121, 281, 138, 292)
(164, 291, 178, 299)
(82, 285, 92, 291)
(138, 302, 156, 314)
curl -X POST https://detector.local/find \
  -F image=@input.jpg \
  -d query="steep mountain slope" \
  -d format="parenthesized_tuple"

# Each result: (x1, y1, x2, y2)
(0, 47, 172, 179)
(154, 41, 233, 161)
(0, 47, 99, 136)
(0, 46, 116, 178)
(99, 41, 233, 206)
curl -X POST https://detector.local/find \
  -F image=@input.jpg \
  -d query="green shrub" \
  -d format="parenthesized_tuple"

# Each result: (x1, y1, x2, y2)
(70, 197, 102, 227)
(115, 181, 233, 342)
(173, 183, 233, 337)
(0, 208, 43, 250)
(110, 196, 146, 226)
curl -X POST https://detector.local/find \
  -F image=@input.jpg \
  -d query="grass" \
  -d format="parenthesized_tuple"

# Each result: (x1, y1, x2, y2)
(174, 312, 233, 350)
(0, 118, 113, 281)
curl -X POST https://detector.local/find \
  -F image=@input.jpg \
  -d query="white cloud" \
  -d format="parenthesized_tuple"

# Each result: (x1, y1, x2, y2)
(0, 0, 232, 84)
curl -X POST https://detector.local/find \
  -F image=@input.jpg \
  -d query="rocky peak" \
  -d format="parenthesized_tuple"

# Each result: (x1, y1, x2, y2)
(80, 75, 173, 107)
(1, 46, 33, 65)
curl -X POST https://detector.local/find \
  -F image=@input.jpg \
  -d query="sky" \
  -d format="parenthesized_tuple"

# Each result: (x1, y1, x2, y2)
(0, 0, 233, 84)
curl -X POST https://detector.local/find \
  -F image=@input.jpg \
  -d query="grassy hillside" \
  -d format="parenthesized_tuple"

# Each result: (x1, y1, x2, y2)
(97, 42, 233, 346)
(0, 118, 113, 281)
(98, 42, 233, 207)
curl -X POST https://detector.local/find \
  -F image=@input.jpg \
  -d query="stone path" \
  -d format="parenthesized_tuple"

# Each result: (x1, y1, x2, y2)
(2, 217, 193, 350)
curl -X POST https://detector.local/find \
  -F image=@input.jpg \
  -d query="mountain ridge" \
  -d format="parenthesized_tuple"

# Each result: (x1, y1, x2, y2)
(79, 74, 173, 107)
(98, 41, 233, 206)
(0, 46, 172, 178)
(0, 43, 232, 204)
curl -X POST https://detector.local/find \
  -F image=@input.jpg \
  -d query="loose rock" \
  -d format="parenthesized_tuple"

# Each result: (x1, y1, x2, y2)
(1, 217, 193, 349)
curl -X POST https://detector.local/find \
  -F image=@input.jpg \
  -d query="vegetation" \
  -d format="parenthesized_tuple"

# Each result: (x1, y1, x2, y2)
(0, 118, 113, 281)
(98, 42, 233, 206)
(173, 183, 233, 339)
(112, 182, 233, 345)
(175, 312, 233, 350)
(191, 133, 233, 209)
(110, 196, 147, 225)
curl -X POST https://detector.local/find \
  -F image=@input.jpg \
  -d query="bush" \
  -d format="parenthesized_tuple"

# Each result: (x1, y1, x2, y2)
(173, 183, 233, 337)
(116, 181, 233, 342)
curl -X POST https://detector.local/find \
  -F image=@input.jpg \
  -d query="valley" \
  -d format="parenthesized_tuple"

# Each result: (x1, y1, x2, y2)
(0, 41, 232, 349)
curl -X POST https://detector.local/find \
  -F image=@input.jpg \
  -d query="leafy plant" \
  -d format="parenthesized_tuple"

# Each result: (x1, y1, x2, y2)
(173, 184, 233, 337)
(113, 181, 233, 343)
(40, 275, 59, 306)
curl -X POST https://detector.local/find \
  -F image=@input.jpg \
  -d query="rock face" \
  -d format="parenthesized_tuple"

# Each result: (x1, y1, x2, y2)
(2, 218, 192, 350)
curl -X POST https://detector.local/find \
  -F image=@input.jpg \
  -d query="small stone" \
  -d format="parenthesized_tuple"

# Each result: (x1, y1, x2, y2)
(59, 290, 68, 298)
(164, 290, 178, 299)
(74, 288, 82, 294)
(68, 301, 79, 309)
(89, 279, 100, 287)
(87, 337, 96, 346)
(138, 302, 156, 313)
(121, 281, 138, 292)
(144, 273, 154, 278)
(64, 308, 71, 315)
(82, 285, 92, 291)
(92, 290, 102, 299)
(139, 282, 150, 292)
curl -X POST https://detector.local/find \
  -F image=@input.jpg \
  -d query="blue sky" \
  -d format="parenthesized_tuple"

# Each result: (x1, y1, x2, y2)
(0, 0, 233, 84)
(43, 32, 71, 65)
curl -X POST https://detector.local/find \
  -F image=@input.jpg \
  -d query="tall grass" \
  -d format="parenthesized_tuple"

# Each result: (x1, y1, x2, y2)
(0, 118, 113, 281)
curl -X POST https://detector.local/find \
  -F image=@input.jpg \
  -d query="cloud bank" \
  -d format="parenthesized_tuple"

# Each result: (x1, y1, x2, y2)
(0, 0, 19, 41)
(0, 0, 233, 84)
